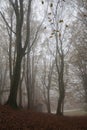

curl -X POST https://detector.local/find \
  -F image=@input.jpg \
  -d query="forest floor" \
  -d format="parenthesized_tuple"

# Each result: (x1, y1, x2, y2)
(0, 105, 87, 130)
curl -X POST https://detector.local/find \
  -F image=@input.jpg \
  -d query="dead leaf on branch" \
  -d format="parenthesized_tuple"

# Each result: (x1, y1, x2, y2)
(66, 25, 68, 27)
(49, 36, 53, 38)
(48, 13, 51, 15)
(50, 3, 53, 7)
(49, 19, 52, 22)
(51, 32, 55, 35)
(42, 1, 44, 4)
(84, 14, 87, 17)
(53, 30, 59, 33)
(44, 27, 46, 29)
(59, 20, 63, 23)
(59, 33, 61, 37)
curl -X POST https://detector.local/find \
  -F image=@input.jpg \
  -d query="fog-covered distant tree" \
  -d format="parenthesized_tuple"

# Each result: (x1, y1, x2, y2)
(41, 57, 54, 113)
(70, 0, 87, 106)
(0, 12, 10, 104)
(0, 59, 8, 104)
(46, 0, 70, 115)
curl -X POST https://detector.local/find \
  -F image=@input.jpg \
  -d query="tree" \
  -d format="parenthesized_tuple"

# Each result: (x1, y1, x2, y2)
(0, 0, 32, 108)
(47, 0, 68, 115)
(41, 58, 54, 113)
(0, 59, 8, 104)
(70, 0, 87, 107)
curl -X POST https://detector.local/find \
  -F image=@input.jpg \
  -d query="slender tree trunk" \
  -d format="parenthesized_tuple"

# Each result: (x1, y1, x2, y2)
(56, 80, 65, 115)
(83, 75, 87, 103)
(47, 89, 51, 113)
(0, 72, 2, 104)
(26, 52, 31, 109)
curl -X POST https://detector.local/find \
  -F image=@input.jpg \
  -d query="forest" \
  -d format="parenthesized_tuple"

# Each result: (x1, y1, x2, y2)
(0, 0, 87, 129)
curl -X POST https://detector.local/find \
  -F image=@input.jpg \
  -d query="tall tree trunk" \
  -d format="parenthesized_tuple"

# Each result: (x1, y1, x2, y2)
(19, 58, 25, 107)
(56, 93, 65, 115)
(3, 0, 32, 108)
(19, 81, 22, 107)
(6, 56, 22, 108)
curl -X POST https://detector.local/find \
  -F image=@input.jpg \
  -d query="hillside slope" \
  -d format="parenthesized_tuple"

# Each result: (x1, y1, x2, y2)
(0, 105, 87, 129)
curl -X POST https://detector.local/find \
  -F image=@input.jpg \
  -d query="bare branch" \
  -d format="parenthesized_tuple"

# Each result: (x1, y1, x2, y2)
(0, 11, 16, 34)
(19, 0, 24, 27)
(23, 0, 48, 55)
(9, 0, 19, 16)
(23, 0, 32, 52)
